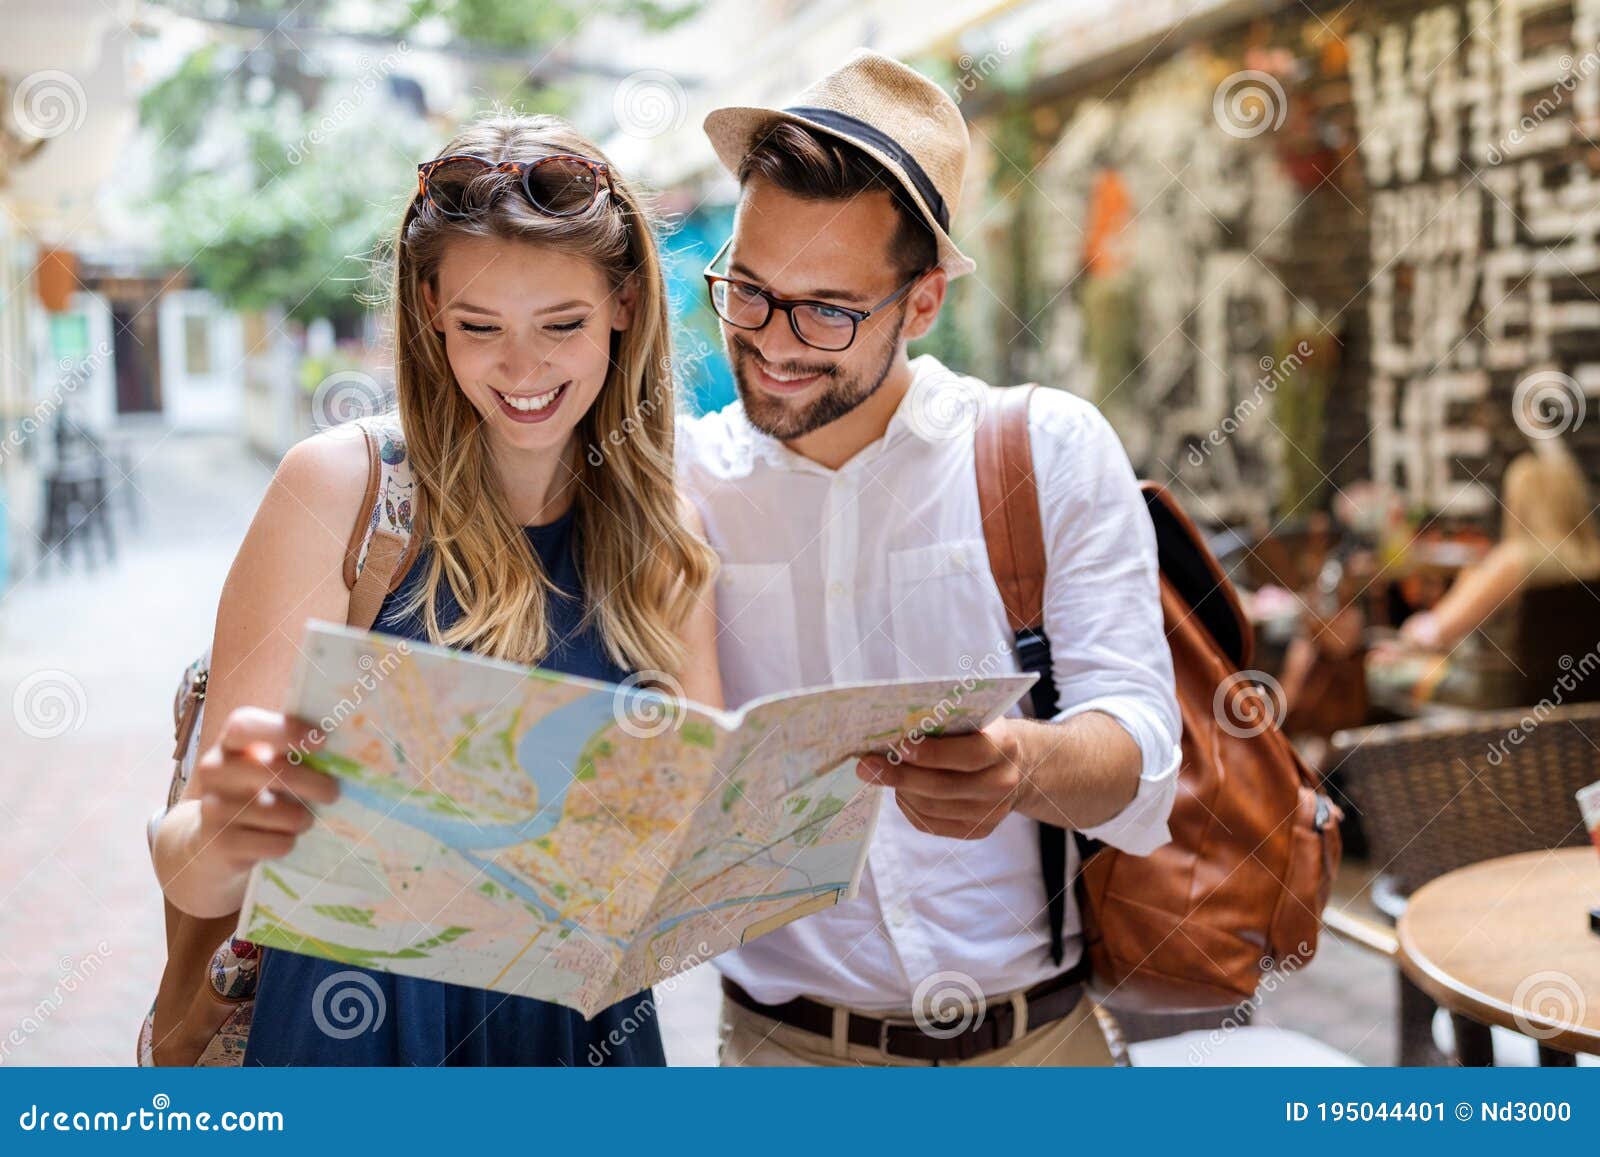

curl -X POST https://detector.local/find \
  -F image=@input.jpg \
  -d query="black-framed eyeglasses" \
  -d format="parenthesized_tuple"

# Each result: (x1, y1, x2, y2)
(702, 237, 928, 352)
(416, 153, 614, 219)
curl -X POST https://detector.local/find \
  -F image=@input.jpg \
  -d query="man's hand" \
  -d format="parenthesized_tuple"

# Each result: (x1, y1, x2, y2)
(855, 719, 1027, 840)
(855, 711, 1143, 841)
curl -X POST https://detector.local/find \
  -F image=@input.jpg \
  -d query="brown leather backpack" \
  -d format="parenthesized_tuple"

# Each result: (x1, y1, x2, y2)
(140, 414, 420, 1065)
(974, 384, 1342, 1011)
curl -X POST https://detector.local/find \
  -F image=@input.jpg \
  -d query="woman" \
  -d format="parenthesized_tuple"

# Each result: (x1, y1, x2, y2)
(1369, 444, 1600, 707)
(150, 114, 722, 1064)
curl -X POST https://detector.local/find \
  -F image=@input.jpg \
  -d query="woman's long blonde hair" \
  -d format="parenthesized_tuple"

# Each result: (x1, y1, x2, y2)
(1502, 443, 1600, 580)
(386, 113, 715, 674)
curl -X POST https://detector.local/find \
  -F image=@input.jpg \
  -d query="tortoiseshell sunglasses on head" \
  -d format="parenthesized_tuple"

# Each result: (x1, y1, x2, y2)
(415, 153, 614, 219)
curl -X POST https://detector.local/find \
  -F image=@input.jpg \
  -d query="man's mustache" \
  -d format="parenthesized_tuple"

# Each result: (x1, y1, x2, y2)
(729, 336, 837, 380)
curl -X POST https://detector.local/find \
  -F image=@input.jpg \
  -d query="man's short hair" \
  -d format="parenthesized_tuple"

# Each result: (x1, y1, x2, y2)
(736, 119, 938, 279)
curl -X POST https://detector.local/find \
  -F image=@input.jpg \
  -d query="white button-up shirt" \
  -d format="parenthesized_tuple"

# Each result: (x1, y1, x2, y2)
(677, 354, 1182, 1011)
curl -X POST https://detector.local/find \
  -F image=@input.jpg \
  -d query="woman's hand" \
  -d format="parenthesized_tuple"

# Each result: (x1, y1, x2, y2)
(156, 707, 339, 918)
(1398, 610, 1444, 650)
(190, 706, 339, 867)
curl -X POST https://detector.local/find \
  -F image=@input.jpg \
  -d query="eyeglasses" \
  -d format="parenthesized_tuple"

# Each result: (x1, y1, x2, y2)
(416, 153, 614, 219)
(702, 237, 928, 352)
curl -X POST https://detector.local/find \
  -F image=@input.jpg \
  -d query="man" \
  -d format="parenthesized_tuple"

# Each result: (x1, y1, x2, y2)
(677, 50, 1182, 1066)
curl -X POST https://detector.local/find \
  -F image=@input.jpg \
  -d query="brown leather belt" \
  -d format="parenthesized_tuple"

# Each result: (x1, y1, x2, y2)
(721, 958, 1090, 1062)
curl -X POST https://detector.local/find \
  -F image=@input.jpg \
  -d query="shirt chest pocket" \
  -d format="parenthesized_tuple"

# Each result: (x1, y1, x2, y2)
(714, 561, 803, 705)
(887, 538, 1000, 680)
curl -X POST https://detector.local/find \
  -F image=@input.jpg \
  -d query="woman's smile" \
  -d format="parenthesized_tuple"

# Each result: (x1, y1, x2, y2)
(491, 381, 571, 423)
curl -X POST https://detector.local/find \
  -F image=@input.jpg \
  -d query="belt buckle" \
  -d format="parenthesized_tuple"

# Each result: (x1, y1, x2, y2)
(875, 1014, 924, 1057)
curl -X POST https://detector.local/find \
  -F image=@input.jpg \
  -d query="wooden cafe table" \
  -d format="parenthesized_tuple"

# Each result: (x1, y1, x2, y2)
(1396, 848, 1600, 1062)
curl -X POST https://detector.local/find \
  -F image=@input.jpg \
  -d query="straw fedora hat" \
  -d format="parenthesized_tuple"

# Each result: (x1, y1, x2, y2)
(703, 49, 976, 279)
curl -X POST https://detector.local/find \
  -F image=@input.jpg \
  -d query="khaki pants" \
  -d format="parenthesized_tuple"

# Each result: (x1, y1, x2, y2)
(718, 988, 1118, 1067)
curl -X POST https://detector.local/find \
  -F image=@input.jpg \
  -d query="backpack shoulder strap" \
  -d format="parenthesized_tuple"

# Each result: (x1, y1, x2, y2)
(973, 382, 1077, 967)
(975, 383, 1047, 635)
(341, 413, 420, 631)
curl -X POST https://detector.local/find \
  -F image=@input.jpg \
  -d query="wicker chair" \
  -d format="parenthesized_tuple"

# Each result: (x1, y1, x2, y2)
(1514, 582, 1600, 706)
(1328, 702, 1600, 1064)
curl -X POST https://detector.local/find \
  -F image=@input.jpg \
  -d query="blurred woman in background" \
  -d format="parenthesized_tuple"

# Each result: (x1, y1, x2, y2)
(1368, 443, 1600, 708)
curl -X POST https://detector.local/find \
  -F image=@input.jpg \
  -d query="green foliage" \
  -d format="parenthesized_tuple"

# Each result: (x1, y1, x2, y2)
(136, 0, 701, 321)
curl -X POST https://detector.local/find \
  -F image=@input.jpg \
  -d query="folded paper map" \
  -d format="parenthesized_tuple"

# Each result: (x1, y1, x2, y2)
(236, 620, 1036, 1018)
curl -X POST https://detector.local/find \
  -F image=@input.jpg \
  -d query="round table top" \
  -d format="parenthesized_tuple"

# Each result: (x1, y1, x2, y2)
(1397, 848, 1600, 1054)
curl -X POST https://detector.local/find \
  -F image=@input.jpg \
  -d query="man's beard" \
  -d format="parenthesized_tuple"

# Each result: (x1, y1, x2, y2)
(729, 314, 903, 441)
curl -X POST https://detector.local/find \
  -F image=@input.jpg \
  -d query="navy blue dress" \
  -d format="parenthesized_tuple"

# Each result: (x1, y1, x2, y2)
(244, 509, 666, 1066)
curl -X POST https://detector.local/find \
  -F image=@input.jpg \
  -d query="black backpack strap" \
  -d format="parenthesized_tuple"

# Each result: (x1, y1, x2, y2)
(1014, 628, 1070, 964)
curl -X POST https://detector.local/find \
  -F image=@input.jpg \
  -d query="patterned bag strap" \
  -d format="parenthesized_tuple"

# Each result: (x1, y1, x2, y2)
(342, 413, 419, 630)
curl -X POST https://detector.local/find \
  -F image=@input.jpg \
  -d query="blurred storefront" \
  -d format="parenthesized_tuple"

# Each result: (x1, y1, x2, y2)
(952, 0, 1600, 533)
